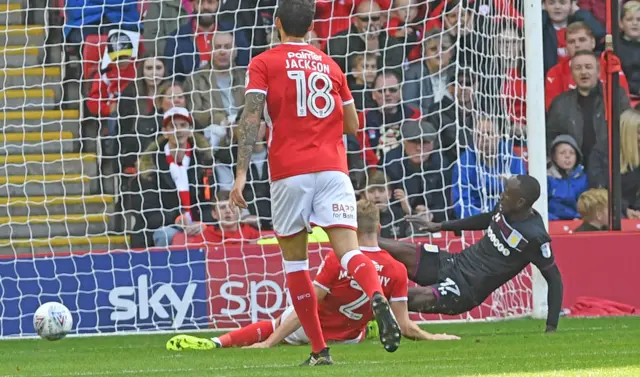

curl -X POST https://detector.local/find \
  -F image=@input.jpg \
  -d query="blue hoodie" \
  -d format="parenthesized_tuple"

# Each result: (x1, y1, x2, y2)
(547, 135, 589, 220)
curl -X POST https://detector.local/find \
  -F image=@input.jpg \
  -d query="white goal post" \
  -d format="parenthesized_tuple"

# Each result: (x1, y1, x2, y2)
(0, 0, 550, 338)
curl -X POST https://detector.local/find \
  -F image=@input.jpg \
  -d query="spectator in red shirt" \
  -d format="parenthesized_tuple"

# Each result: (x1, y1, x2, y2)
(545, 21, 630, 110)
(200, 191, 262, 244)
(386, 0, 423, 61)
(498, 23, 527, 131)
(86, 30, 138, 119)
(541, 0, 604, 75)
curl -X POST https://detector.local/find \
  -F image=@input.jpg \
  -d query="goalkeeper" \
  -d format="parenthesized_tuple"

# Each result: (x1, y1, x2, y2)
(166, 200, 459, 353)
(380, 175, 564, 333)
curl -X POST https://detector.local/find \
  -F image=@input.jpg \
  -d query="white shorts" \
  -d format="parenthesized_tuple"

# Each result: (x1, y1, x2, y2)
(271, 171, 357, 237)
(277, 306, 365, 345)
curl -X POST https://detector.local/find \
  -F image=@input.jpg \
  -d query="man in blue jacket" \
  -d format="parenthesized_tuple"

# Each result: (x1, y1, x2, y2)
(163, 0, 250, 80)
(452, 116, 526, 218)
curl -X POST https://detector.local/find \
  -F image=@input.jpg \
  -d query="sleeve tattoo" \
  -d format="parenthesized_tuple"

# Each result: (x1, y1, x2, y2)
(235, 92, 266, 172)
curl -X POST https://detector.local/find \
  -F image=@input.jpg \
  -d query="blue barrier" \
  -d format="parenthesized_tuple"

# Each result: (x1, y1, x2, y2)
(0, 249, 208, 337)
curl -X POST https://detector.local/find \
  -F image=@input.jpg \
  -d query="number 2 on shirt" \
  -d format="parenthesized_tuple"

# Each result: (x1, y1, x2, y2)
(287, 70, 335, 119)
(338, 280, 369, 320)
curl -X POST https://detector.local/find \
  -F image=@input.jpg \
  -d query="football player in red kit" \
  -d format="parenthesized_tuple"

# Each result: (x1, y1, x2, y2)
(165, 200, 459, 352)
(228, 0, 400, 366)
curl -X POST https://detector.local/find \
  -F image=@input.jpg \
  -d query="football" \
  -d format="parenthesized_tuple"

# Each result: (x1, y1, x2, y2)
(33, 302, 73, 341)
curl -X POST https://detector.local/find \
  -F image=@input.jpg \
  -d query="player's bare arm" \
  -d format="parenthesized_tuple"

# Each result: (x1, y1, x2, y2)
(245, 286, 329, 348)
(537, 255, 564, 334)
(343, 102, 359, 135)
(230, 92, 266, 208)
(389, 300, 460, 341)
(406, 211, 493, 232)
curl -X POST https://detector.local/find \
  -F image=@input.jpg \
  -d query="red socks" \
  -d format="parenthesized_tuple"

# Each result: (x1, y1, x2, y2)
(284, 259, 327, 354)
(341, 250, 383, 299)
(217, 320, 274, 347)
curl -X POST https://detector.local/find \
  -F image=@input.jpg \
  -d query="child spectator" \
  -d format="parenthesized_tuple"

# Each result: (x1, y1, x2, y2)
(347, 53, 378, 111)
(364, 171, 412, 239)
(574, 188, 608, 232)
(200, 191, 262, 244)
(541, 0, 604, 74)
(547, 135, 588, 220)
(86, 29, 138, 119)
(618, 1, 640, 100)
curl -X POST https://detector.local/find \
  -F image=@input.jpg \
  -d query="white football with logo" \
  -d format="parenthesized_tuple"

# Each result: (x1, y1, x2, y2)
(33, 302, 73, 341)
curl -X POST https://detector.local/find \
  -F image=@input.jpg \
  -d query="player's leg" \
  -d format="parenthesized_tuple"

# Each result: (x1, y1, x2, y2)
(312, 171, 400, 352)
(407, 275, 477, 315)
(271, 174, 330, 363)
(213, 320, 276, 348)
(377, 237, 421, 275)
(167, 320, 277, 350)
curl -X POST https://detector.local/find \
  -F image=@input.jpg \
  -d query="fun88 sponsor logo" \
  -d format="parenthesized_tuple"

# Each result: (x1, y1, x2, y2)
(487, 227, 510, 256)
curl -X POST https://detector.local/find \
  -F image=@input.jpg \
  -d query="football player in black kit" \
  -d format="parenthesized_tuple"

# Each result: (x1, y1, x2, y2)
(378, 175, 564, 333)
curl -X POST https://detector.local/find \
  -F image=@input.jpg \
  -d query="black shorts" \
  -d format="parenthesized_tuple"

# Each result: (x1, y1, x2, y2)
(411, 244, 478, 315)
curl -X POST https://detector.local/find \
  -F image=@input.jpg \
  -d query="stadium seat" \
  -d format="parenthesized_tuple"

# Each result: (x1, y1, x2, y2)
(548, 220, 581, 235)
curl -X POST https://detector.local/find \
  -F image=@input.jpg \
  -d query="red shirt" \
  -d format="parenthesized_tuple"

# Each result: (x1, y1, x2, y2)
(503, 67, 526, 124)
(545, 56, 631, 110)
(193, 19, 215, 68)
(313, 247, 408, 342)
(555, 27, 568, 61)
(245, 42, 354, 181)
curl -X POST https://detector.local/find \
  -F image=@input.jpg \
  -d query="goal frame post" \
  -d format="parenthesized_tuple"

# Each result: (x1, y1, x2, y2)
(523, 0, 550, 320)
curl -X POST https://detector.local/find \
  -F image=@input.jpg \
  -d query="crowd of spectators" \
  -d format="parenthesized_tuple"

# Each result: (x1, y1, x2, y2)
(63, 0, 640, 247)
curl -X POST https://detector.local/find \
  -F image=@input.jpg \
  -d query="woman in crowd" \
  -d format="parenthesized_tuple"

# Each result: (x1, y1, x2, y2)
(589, 109, 640, 218)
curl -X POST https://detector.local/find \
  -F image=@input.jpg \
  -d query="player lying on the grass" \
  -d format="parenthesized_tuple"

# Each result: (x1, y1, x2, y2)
(379, 175, 564, 333)
(166, 200, 459, 351)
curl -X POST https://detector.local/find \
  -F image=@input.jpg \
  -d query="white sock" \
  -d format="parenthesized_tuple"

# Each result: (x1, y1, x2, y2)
(283, 259, 309, 273)
(211, 337, 222, 348)
(340, 249, 363, 271)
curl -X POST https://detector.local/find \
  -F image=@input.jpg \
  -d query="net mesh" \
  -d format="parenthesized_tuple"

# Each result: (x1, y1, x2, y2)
(0, 0, 533, 337)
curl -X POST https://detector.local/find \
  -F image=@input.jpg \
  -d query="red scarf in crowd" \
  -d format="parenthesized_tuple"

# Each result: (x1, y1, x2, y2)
(165, 142, 193, 223)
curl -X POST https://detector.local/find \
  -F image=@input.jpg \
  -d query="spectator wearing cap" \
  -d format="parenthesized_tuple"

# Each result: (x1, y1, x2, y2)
(130, 107, 216, 248)
(185, 31, 245, 130)
(163, 0, 250, 80)
(326, 0, 405, 73)
(547, 135, 588, 220)
(425, 67, 475, 164)
(86, 29, 138, 119)
(381, 119, 451, 222)
(365, 70, 421, 159)
(452, 116, 526, 218)
(402, 28, 453, 115)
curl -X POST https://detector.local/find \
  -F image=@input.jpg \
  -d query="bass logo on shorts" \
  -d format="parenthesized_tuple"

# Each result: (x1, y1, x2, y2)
(332, 203, 355, 220)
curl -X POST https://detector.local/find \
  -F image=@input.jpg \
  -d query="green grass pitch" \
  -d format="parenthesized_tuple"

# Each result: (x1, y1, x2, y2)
(1, 317, 639, 377)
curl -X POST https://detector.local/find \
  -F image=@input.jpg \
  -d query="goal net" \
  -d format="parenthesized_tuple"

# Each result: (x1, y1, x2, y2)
(0, 0, 538, 338)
